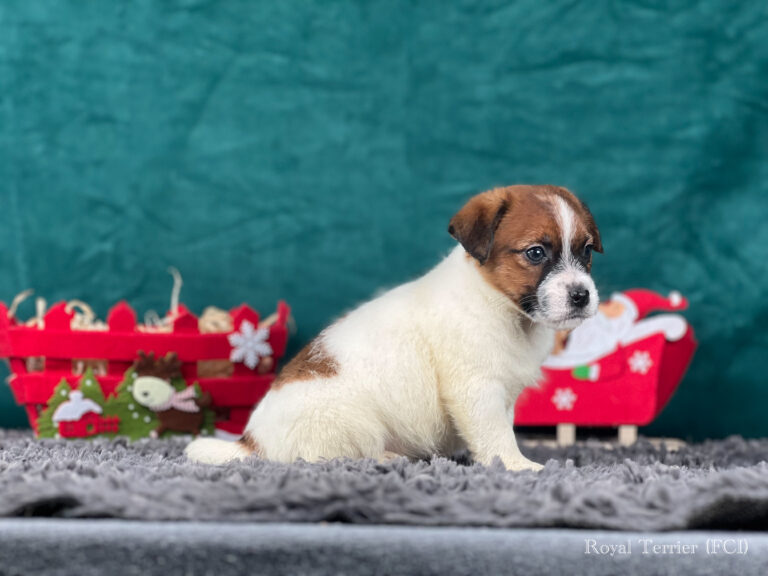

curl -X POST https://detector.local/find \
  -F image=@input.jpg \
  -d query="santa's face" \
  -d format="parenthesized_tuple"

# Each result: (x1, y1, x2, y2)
(600, 300, 625, 319)
(581, 301, 636, 345)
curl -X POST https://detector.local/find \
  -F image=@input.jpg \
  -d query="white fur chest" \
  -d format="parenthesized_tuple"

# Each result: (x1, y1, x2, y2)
(418, 247, 555, 395)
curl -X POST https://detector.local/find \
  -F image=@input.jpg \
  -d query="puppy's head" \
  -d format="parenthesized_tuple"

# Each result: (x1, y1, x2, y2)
(449, 185, 602, 330)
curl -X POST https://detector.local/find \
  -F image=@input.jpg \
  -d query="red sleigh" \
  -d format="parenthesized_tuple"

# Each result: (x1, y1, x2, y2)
(514, 290, 697, 443)
(0, 300, 290, 437)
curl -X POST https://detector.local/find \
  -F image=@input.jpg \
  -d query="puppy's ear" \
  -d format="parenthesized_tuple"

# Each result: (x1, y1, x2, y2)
(580, 200, 603, 254)
(448, 190, 509, 265)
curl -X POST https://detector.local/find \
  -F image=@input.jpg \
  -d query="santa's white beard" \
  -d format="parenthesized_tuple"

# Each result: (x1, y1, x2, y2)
(543, 307, 636, 368)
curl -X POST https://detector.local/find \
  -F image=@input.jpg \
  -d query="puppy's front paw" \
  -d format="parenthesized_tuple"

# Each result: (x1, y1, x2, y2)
(377, 451, 406, 463)
(505, 458, 544, 472)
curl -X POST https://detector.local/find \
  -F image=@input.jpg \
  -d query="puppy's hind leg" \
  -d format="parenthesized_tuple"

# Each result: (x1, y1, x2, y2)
(279, 404, 389, 463)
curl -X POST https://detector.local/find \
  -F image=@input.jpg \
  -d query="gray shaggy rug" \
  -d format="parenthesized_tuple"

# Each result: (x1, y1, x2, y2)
(1, 430, 767, 531)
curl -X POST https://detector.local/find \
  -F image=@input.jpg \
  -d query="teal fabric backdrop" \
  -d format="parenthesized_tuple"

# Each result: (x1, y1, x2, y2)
(0, 1, 766, 440)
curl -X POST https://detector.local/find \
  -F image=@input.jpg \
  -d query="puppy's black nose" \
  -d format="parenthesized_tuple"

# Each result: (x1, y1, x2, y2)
(569, 286, 590, 308)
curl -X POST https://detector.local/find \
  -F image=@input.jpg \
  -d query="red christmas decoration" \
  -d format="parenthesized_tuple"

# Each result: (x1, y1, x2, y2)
(515, 289, 697, 434)
(0, 299, 290, 437)
(53, 390, 120, 438)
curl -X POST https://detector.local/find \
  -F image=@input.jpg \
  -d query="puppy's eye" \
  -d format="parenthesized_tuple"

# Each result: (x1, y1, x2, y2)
(525, 246, 546, 264)
(583, 244, 593, 258)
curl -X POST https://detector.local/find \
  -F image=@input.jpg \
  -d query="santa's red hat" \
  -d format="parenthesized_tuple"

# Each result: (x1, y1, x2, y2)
(610, 289, 688, 321)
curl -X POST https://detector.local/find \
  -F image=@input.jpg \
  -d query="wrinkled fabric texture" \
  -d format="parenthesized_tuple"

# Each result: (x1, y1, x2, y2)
(0, 2, 767, 440)
(1, 430, 768, 531)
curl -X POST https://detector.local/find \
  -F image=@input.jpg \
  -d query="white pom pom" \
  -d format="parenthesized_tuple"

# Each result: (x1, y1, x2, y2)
(668, 291, 683, 307)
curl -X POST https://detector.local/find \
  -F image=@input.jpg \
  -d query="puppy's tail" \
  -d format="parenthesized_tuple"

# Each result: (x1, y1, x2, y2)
(185, 433, 261, 465)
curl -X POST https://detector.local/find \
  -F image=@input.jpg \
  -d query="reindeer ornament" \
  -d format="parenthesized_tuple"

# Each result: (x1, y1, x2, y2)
(132, 352, 212, 438)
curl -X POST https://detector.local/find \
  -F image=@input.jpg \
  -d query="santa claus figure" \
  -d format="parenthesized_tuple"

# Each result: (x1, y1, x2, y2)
(543, 290, 689, 381)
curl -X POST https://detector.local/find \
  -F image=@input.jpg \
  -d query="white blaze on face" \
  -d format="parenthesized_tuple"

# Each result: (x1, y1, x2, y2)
(536, 196, 599, 329)
(556, 196, 576, 263)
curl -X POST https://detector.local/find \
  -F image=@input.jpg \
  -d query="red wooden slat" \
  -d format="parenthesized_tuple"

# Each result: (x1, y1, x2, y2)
(276, 300, 289, 325)
(9, 357, 27, 376)
(107, 302, 137, 332)
(214, 420, 248, 435)
(230, 304, 260, 330)
(8, 329, 235, 361)
(108, 360, 133, 377)
(269, 325, 289, 358)
(6, 329, 287, 362)
(173, 310, 199, 334)
(5, 305, 289, 362)
(174, 304, 191, 316)
(15, 372, 274, 405)
(195, 377, 273, 406)
(45, 358, 71, 372)
(226, 408, 253, 423)
(0, 303, 11, 356)
(25, 405, 41, 433)
(270, 302, 290, 359)
(181, 361, 198, 380)
(44, 302, 73, 330)
(8, 375, 26, 403)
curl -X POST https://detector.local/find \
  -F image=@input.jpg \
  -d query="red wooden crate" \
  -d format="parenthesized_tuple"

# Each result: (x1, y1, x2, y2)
(0, 300, 290, 436)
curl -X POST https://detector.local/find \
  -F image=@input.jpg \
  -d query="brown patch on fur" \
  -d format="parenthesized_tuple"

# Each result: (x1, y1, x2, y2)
(270, 338, 338, 390)
(238, 431, 262, 456)
(449, 185, 601, 307)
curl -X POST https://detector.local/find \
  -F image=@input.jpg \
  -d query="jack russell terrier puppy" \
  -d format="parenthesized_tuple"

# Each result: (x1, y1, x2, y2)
(186, 185, 602, 471)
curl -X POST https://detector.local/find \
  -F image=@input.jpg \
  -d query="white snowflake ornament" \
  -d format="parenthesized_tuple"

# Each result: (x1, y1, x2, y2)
(228, 320, 273, 370)
(628, 350, 653, 375)
(551, 388, 577, 411)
